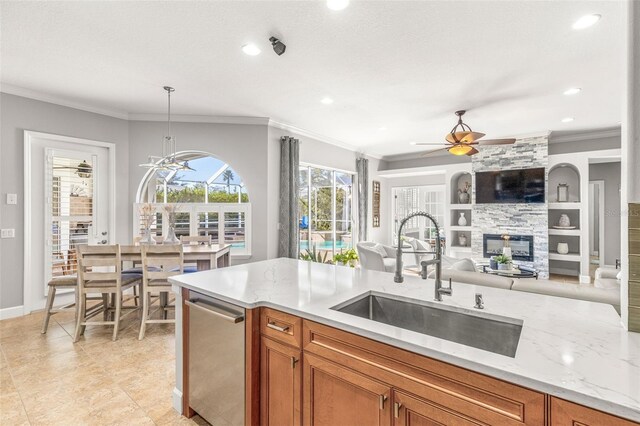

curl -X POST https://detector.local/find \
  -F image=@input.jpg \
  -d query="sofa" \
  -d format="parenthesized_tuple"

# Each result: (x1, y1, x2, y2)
(356, 242, 398, 273)
(429, 258, 621, 313)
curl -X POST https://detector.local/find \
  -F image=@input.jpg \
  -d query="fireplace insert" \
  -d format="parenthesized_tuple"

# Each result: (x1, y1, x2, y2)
(483, 234, 534, 262)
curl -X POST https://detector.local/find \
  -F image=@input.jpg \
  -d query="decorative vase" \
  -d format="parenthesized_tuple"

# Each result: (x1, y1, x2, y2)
(557, 242, 569, 254)
(489, 257, 498, 270)
(163, 226, 180, 245)
(498, 262, 511, 271)
(457, 212, 467, 226)
(558, 214, 571, 227)
(502, 247, 512, 258)
(458, 234, 468, 247)
(139, 227, 156, 245)
(458, 192, 470, 204)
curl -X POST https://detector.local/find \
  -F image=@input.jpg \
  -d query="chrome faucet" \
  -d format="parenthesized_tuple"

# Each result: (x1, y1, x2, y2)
(393, 211, 452, 301)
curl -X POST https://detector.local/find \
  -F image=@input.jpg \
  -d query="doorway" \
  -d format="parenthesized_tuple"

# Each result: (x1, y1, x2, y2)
(588, 180, 605, 277)
(24, 131, 115, 314)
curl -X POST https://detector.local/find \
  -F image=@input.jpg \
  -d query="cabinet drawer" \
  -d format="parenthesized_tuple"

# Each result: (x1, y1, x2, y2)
(629, 203, 640, 229)
(303, 320, 544, 425)
(630, 229, 640, 255)
(630, 281, 640, 307)
(261, 308, 302, 348)
(630, 256, 640, 281)
(550, 397, 638, 425)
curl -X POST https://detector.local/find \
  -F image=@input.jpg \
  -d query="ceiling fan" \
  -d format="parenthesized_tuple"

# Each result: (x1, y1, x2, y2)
(414, 110, 516, 157)
(53, 160, 92, 178)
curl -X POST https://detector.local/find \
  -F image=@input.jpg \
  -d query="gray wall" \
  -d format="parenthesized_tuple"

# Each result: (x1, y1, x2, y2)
(128, 120, 270, 263)
(0, 93, 130, 309)
(589, 162, 622, 265)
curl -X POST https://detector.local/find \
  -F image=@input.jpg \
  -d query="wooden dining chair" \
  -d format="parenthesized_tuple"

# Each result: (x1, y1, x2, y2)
(179, 235, 211, 272)
(73, 244, 141, 342)
(138, 245, 183, 340)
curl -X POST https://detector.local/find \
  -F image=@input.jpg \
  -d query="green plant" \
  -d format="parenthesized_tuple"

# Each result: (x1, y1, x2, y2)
(494, 254, 511, 264)
(333, 248, 359, 267)
(299, 245, 331, 264)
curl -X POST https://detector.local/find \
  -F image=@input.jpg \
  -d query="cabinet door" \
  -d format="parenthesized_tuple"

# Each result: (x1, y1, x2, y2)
(550, 397, 638, 426)
(261, 337, 301, 426)
(393, 390, 481, 426)
(303, 353, 391, 426)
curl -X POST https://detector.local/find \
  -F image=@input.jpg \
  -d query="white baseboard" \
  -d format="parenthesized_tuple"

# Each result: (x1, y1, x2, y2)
(172, 387, 183, 414)
(0, 305, 25, 320)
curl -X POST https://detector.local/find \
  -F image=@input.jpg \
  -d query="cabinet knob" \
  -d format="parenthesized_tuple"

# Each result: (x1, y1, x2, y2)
(291, 356, 299, 369)
(379, 394, 387, 410)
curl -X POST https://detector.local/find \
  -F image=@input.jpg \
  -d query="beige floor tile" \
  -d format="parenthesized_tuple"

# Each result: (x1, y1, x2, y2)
(0, 391, 30, 426)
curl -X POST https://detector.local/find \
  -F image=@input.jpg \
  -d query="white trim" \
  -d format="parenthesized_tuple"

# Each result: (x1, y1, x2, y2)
(129, 113, 269, 125)
(2, 83, 129, 120)
(23, 131, 117, 315)
(300, 161, 356, 176)
(269, 119, 384, 160)
(550, 127, 621, 143)
(0, 305, 25, 321)
(588, 180, 606, 267)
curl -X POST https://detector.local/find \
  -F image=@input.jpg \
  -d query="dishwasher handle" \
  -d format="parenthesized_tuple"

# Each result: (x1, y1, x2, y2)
(185, 299, 245, 324)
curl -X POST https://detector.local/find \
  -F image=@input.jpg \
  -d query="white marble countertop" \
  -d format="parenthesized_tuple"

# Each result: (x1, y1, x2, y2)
(169, 258, 640, 422)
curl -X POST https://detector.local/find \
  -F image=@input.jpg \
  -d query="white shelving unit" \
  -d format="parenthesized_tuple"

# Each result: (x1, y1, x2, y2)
(447, 168, 473, 257)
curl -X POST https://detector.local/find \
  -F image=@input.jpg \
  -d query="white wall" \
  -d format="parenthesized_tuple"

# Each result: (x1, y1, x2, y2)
(128, 120, 270, 263)
(0, 93, 130, 309)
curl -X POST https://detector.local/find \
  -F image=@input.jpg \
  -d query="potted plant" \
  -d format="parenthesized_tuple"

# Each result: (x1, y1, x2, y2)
(489, 256, 498, 270)
(299, 245, 332, 264)
(458, 181, 471, 204)
(494, 254, 512, 270)
(334, 248, 359, 268)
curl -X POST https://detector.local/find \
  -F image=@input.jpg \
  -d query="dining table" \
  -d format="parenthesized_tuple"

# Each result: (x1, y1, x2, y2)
(120, 243, 232, 271)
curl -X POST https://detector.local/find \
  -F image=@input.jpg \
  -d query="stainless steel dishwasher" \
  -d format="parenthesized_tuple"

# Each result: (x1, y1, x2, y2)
(186, 291, 245, 426)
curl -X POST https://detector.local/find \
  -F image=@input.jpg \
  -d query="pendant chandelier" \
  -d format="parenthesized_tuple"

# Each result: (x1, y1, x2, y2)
(139, 86, 194, 171)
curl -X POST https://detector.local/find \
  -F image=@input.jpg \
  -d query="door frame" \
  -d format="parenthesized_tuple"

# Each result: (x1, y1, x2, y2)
(588, 180, 605, 267)
(23, 130, 116, 315)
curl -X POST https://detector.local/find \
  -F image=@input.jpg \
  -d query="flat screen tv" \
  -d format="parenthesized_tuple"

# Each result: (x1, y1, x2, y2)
(475, 167, 545, 204)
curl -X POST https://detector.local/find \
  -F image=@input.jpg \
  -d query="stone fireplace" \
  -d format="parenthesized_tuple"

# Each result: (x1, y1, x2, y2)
(483, 234, 534, 262)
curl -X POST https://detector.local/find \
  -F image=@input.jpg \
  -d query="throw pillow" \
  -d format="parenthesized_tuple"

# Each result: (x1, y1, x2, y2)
(450, 258, 477, 272)
(370, 243, 389, 258)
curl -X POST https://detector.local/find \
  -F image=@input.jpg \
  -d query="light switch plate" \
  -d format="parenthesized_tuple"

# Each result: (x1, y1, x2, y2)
(6, 194, 17, 205)
(1, 229, 15, 238)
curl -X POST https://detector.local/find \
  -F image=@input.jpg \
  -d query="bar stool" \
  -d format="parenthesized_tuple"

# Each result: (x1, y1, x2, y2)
(41, 276, 78, 333)
(180, 235, 212, 273)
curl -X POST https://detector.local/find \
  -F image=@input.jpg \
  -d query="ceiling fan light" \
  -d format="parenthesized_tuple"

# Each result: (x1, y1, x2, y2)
(448, 145, 473, 156)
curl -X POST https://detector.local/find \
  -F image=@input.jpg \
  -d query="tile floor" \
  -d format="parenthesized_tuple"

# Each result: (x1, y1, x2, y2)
(0, 303, 209, 425)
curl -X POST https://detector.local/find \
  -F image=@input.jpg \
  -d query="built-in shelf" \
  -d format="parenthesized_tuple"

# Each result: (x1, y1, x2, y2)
(548, 202, 581, 210)
(548, 229, 581, 236)
(549, 252, 581, 261)
(450, 204, 472, 209)
(449, 226, 472, 231)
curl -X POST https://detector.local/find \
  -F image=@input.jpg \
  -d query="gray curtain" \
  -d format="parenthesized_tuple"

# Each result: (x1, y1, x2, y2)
(278, 136, 300, 259)
(356, 157, 369, 242)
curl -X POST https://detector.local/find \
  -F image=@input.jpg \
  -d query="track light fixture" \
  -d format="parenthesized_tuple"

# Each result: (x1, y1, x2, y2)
(269, 37, 286, 56)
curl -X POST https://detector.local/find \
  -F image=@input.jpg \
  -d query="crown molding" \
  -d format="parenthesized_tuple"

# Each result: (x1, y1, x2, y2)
(550, 127, 621, 143)
(0, 83, 130, 120)
(128, 113, 270, 125)
(268, 119, 384, 160)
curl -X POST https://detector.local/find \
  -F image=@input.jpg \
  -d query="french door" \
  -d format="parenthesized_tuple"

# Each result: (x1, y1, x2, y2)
(24, 131, 114, 313)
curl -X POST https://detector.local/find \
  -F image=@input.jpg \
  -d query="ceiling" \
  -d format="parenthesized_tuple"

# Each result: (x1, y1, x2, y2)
(0, 1, 625, 158)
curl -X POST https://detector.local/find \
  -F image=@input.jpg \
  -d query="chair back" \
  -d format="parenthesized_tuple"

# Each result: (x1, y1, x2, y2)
(356, 242, 387, 272)
(180, 235, 211, 246)
(77, 244, 122, 289)
(141, 245, 184, 282)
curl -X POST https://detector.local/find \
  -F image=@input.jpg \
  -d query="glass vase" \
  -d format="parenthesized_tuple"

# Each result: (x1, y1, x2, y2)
(164, 226, 180, 245)
(139, 227, 156, 245)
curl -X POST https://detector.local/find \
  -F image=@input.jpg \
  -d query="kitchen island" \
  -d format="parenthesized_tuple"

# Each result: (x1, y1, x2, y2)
(170, 258, 640, 425)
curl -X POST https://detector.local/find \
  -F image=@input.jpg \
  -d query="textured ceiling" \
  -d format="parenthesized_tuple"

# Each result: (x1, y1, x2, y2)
(0, 1, 624, 157)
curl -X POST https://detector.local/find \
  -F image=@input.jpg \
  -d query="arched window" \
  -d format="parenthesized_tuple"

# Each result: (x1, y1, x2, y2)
(135, 152, 251, 256)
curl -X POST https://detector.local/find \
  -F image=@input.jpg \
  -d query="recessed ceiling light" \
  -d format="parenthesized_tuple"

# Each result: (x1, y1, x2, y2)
(563, 87, 582, 96)
(327, 0, 349, 11)
(572, 14, 601, 30)
(320, 97, 334, 105)
(561, 117, 574, 123)
(242, 44, 261, 56)
(409, 141, 417, 145)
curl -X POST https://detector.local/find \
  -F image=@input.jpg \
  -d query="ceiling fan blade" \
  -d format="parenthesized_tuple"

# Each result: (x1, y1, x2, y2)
(465, 147, 479, 156)
(413, 142, 448, 146)
(420, 147, 449, 157)
(477, 138, 516, 145)
(446, 131, 485, 144)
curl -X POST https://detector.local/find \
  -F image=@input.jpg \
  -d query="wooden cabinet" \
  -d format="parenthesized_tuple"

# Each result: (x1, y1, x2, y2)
(303, 352, 391, 426)
(260, 336, 301, 426)
(392, 390, 480, 426)
(550, 397, 638, 426)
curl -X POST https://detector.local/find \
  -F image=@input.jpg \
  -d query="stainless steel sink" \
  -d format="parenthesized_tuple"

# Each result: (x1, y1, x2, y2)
(331, 292, 523, 357)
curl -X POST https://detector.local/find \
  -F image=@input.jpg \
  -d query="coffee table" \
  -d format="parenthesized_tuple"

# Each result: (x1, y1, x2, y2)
(481, 265, 539, 279)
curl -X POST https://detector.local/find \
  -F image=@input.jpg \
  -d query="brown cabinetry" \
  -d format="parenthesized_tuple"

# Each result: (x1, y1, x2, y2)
(303, 352, 391, 426)
(393, 390, 481, 426)
(550, 397, 638, 426)
(260, 336, 301, 426)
